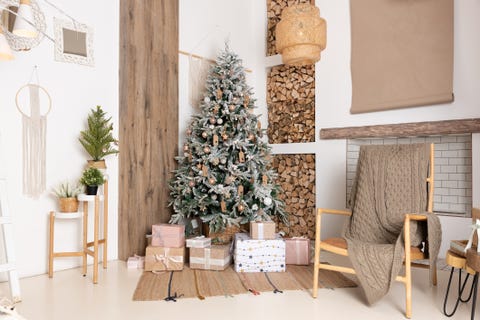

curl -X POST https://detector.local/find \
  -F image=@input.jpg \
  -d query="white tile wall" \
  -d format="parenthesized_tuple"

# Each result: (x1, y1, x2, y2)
(346, 134, 472, 216)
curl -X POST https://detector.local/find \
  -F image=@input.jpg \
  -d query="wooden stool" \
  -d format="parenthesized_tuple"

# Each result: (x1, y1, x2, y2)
(443, 250, 476, 317)
(78, 194, 107, 284)
(48, 211, 84, 278)
(467, 249, 480, 320)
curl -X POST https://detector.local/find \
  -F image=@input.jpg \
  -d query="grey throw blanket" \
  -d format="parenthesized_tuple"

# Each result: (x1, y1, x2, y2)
(343, 144, 441, 304)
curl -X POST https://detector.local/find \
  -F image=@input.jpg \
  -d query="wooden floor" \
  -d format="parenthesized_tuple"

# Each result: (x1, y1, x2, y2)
(1, 254, 478, 320)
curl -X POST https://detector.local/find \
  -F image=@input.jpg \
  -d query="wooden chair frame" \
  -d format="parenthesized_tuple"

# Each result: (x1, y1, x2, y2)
(312, 144, 436, 319)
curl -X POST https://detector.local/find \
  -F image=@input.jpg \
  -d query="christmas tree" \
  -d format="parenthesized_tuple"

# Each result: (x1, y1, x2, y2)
(170, 46, 287, 233)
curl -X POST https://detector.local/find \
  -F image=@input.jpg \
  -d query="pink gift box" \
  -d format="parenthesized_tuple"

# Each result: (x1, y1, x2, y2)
(151, 224, 185, 248)
(127, 255, 145, 269)
(285, 237, 310, 265)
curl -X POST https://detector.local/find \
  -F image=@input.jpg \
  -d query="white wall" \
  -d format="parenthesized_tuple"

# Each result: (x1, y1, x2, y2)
(179, 0, 260, 149)
(252, 0, 480, 257)
(0, 0, 119, 278)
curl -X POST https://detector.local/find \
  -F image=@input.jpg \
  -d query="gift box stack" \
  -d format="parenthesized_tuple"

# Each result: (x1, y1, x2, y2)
(187, 236, 232, 271)
(145, 224, 186, 272)
(234, 221, 286, 272)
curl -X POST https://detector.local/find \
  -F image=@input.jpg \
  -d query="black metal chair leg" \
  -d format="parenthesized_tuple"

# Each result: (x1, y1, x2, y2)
(471, 273, 479, 320)
(444, 267, 476, 317)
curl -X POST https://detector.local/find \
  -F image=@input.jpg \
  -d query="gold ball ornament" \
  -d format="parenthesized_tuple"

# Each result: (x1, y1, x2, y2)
(209, 177, 216, 184)
(229, 105, 235, 112)
(209, 117, 216, 124)
(237, 204, 245, 212)
(186, 128, 192, 135)
(222, 133, 228, 140)
(203, 146, 211, 153)
(183, 144, 189, 151)
(248, 133, 255, 141)
(202, 132, 208, 139)
(188, 181, 195, 187)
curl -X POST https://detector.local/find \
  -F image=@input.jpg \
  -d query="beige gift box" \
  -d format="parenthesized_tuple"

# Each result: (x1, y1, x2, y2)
(145, 246, 184, 271)
(190, 244, 232, 270)
(250, 221, 276, 240)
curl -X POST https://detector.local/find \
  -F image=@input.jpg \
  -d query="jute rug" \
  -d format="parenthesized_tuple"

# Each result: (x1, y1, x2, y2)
(133, 264, 357, 301)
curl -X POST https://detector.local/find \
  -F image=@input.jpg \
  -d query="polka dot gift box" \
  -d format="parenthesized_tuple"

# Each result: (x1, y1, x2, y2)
(234, 233, 286, 272)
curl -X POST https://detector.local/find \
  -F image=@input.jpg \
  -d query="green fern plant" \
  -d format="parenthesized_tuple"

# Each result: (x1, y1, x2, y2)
(79, 105, 119, 161)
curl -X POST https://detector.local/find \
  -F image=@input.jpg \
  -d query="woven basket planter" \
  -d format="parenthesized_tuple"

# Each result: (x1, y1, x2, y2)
(59, 197, 79, 213)
(203, 224, 248, 244)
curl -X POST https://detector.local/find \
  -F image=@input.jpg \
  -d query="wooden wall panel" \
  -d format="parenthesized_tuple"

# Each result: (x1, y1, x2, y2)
(119, 0, 178, 260)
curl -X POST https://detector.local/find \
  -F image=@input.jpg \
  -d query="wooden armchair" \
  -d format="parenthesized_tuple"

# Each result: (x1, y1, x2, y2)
(312, 144, 437, 319)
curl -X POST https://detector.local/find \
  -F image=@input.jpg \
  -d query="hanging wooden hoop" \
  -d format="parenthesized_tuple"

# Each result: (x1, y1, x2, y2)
(15, 84, 52, 117)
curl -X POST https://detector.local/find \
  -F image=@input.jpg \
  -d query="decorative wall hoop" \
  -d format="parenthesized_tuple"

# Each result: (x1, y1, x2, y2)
(15, 83, 52, 117)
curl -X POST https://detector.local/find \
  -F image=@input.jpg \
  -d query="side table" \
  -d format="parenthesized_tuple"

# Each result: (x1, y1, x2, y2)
(48, 211, 84, 278)
(466, 249, 480, 320)
(78, 194, 107, 284)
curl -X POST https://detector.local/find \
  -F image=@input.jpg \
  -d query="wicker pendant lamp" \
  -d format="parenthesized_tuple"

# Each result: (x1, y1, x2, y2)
(276, 3, 326, 66)
(0, 27, 14, 60)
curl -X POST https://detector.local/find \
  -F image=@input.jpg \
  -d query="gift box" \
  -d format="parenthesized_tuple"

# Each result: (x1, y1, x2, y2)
(190, 244, 232, 270)
(234, 233, 285, 272)
(285, 237, 310, 265)
(145, 246, 184, 271)
(186, 236, 211, 248)
(250, 221, 276, 240)
(151, 224, 185, 247)
(127, 255, 145, 269)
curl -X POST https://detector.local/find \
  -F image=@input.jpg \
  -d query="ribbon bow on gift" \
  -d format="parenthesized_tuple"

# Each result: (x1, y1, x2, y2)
(154, 250, 183, 269)
(464, 219, 480, 253)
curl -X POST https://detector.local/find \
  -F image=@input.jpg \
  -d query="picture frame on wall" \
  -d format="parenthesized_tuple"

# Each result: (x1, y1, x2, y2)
(53, 18, 94, 67)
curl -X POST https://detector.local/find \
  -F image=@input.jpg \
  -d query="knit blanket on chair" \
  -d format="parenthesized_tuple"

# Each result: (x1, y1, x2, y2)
(343, 144, 441, 305)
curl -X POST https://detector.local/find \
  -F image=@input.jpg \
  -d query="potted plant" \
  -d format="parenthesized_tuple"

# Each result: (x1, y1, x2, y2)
(52, 181, 83, 212)
(80, 167, 105, 195)
(79, 105, 119, 169)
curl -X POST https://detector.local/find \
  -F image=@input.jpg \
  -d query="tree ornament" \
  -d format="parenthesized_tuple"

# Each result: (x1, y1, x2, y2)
(196, 163, 202, 169)
(220, 157, 227, 164)
(221, 200, 227, 212)
(211, 158, 219, 166)
(211, 194, 217, 200)
(237, 203, 245, 212)
(238, 185, 244, 196)
(225, 176, 233, 185)
(244, 95, 250, 107)
(217, 118, 223, 125)
(264, 197, 272, 206)
(225, 192, 230, 199)
(209, 117, 216, 124)
(216, 88, 223, 99)
(183, 144, 189, 152)
(188, 180, 195, 187)
(262, 175, 268, 186)
(213, 134, 219, 146)
(239, 151, 245, 163)
(202, 131, 208, 139)
(257, 121, 261, 130)
(186, 128, 192, 135)
(213, 105, 219, 114)
(248, 133, 255, 141)
(209, 177, 216, 184)
(229, 105, 235, 112)
(204, 146, 211, 153)
(202, 165, 208, 177)
(222, 133, 228, 141)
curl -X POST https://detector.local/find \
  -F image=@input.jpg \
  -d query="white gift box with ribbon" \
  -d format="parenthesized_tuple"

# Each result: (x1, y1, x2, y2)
(186, 235, 212, 248)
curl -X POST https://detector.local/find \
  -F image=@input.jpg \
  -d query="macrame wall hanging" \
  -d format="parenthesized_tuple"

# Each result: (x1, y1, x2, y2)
(15, 67, 51, 199)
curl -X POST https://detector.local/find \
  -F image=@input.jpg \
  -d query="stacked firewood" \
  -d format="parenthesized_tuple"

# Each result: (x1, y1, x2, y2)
(266, 0, 315, 55)
(267, 65, 315, 143)
(272, 154, 316, 239)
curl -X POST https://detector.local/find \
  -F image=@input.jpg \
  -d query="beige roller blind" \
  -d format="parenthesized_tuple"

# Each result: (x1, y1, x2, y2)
(350, 0, 454, 114)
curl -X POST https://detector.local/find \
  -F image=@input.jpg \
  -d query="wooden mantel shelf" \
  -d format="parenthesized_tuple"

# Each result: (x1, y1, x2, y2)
(320, 118, 480, 140)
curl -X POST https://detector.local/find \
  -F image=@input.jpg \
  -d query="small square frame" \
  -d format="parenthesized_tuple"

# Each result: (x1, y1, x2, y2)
(54, 17, 94, 67)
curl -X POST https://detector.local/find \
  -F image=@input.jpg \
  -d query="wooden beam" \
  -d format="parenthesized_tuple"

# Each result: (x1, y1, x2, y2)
(119, 0, 179, 260)
(320, 118, 480, 139)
